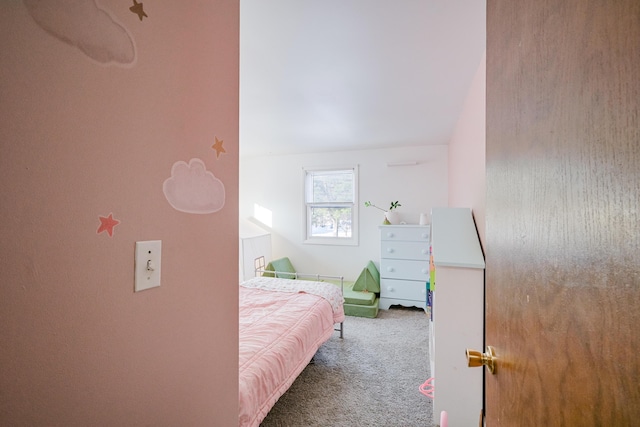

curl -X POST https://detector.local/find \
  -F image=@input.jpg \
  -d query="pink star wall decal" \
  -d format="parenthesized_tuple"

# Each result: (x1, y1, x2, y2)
(97, 213, 120, 237)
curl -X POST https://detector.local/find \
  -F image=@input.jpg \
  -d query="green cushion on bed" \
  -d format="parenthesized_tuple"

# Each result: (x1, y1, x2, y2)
(352, 261, 380, 293)
(263, 257, 297, 279)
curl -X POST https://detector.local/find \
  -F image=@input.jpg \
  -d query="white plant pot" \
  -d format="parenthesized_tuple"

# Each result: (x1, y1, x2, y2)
(385, 211, 400, 225)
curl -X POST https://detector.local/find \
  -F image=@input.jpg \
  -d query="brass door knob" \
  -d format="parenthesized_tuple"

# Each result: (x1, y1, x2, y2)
(466, 346, 497, 374)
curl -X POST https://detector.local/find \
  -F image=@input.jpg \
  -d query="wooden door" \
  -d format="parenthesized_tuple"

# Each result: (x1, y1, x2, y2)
(485, 0, 640, 425)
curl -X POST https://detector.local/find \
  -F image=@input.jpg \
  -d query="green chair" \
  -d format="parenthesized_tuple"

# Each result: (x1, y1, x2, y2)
(343, 261, 380, 318)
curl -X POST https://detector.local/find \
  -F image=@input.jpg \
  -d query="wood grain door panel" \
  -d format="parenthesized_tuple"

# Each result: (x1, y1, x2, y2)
(486, 0, 640, 424)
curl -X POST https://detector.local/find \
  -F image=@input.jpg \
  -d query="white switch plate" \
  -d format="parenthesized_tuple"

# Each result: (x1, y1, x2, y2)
(135, 240, 162, 292)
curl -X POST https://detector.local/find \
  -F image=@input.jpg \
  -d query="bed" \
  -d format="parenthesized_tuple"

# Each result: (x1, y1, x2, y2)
(239, 274, 345, 427)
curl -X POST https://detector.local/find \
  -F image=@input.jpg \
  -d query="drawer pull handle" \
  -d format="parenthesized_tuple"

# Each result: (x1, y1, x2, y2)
(387, 248, 394, 253)
(387, 232, 395, 238)
(422, 233, 429, 239)
(387, 286, 394, 292)
(421, 249, 428, 254)
(387, 267, 394, 272)
(422, 268, 428, 274)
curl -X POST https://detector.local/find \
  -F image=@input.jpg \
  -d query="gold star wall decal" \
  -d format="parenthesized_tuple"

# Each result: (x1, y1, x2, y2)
(212, 136, 226, 158)
(130, 0, 147, 21)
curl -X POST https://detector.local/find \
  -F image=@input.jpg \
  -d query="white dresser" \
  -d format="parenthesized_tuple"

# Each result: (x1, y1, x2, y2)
(429, 207, 485, 427)
(378, 225, 430, 310)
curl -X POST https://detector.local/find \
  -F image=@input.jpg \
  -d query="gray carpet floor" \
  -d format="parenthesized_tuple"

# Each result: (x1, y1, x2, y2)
(260, 306, 435, 427)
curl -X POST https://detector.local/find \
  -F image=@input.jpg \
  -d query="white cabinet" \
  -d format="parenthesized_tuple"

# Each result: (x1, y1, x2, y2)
(429, 207, 485, 427)
(379, 225, 430, 310)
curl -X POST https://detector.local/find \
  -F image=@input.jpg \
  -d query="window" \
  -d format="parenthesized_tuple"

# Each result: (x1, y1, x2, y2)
(304, 166, 358, 245)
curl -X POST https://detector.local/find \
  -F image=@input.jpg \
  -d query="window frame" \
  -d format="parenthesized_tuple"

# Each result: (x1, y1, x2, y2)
(302, 165, 359, 246)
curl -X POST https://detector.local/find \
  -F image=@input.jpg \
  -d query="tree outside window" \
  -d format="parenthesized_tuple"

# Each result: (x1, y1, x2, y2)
(304, 167, 358, 245)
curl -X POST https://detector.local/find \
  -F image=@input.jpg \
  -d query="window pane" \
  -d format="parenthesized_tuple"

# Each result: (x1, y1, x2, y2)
(311, 170, 353, 203)
(309, 207, 352, 238)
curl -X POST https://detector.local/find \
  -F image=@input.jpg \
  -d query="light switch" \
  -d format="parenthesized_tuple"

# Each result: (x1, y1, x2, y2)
(135, 240, 161, 292)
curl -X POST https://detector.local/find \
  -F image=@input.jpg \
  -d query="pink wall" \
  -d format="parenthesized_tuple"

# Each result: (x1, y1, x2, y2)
(0, 1, 239, 425)
(448, 52, 486, 247)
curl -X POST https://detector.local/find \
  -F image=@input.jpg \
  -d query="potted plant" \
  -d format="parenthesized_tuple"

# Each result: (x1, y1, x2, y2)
(364, 200, 401, 225)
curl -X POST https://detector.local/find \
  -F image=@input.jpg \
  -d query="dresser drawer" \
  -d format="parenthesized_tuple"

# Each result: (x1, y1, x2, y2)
(381, 278, 427, 302)
(380, 259, 429, 281)
(381, 241, 429, 261)
(380, 226, 430, 242)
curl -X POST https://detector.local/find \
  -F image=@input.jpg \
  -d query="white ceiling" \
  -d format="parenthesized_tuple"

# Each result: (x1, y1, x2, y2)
(239, 0, 486, 157)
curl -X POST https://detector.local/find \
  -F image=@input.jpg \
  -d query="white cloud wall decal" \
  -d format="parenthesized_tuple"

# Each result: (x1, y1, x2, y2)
(163, 158, 226, 214)
(23, 0, 136, 66)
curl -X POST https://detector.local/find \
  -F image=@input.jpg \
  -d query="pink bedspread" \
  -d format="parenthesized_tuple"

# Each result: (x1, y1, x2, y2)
(239, 277, 345, 427)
